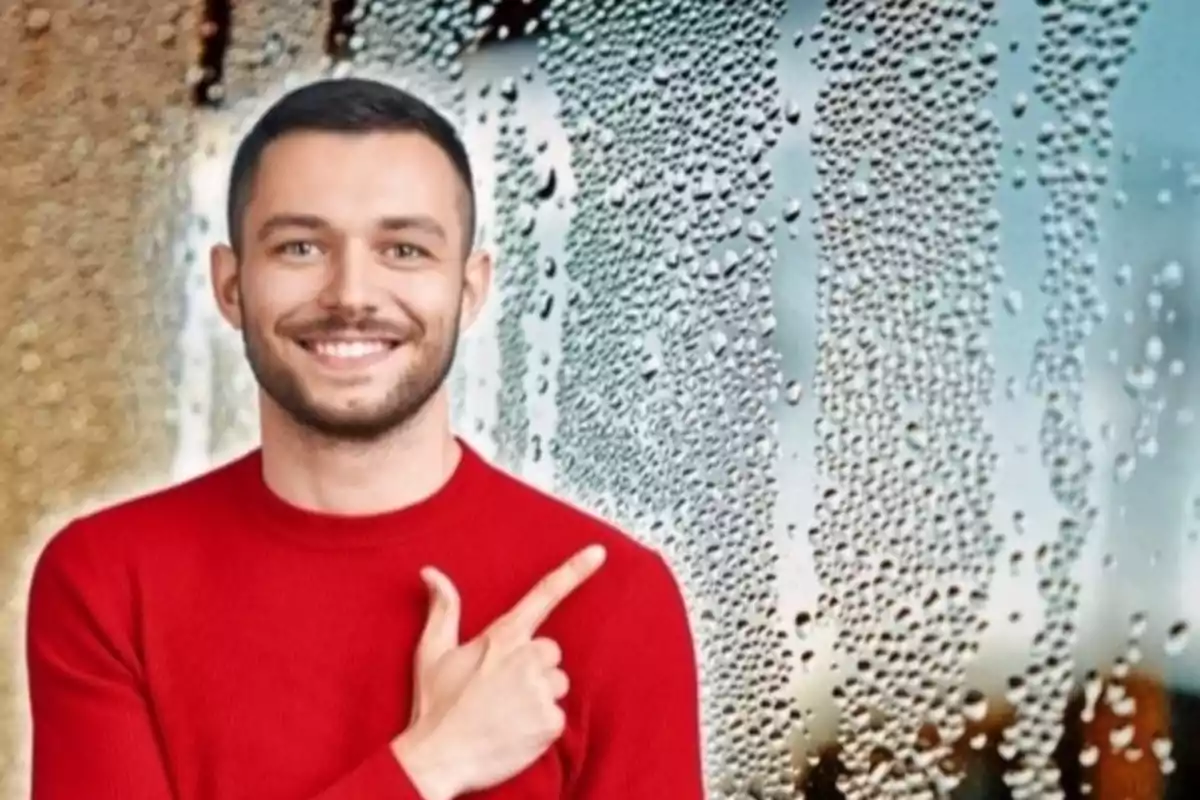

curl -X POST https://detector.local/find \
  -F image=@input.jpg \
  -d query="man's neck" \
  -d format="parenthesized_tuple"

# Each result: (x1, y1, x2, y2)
(257, 395, 461, 517)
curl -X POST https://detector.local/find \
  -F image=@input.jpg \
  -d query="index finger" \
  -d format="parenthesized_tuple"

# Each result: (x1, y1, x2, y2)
(496, 545, 607, 639)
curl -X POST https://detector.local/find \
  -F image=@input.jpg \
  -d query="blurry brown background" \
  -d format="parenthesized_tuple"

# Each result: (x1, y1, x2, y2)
(0, 2, 328, 793)
(2, 2, 191, 790)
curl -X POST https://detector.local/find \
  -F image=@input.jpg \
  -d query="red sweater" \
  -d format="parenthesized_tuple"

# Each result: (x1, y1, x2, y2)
(26, 441, 705, 800)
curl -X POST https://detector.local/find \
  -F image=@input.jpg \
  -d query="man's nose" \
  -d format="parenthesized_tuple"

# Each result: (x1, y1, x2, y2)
(317, 243, 377, 311)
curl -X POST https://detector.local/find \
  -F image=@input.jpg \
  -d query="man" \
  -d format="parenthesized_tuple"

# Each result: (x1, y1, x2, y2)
(25, 77, 705, 799)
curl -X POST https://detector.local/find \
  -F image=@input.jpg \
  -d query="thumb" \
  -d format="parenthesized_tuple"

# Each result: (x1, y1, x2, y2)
(415, 566, 461, 669)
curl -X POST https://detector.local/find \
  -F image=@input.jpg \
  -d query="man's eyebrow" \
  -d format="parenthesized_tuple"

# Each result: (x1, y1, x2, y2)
(378, 215, 448, 242)
(253, 214, 451, 244)
(256, 214, 327, 241)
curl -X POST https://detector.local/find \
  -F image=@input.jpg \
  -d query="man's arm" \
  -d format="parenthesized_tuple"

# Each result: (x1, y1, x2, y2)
(568, 552, 707, 798)
(26, 523, 426, 800)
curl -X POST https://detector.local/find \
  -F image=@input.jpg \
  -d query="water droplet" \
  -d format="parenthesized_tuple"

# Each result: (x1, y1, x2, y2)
(1004, 289, 1024, 316)
(19, 352, 42, 373)
(1166, 621, 1190, 656)
(962, 689, 989, 722)
(1152, 736, 1173, 762)
(25, 7, 51, 35)
(1012, 92, 1029, 117)
(1110, 723, 1135, 752)
(498, 77, 519, 103)
(1124, 365, 1157, 395)
(785, 381, 803, 406)
(1144, 336, 1164, 363)
(1158, 260, 1184, 289)
(535, 165, 557, 200)
(782, 198, 801, 223)
(1113, 453, 1135, 483)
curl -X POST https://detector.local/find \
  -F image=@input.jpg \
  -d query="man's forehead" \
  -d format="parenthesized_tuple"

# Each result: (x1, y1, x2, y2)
(244, 131, 474, 248)
(253, 136, 458, 200)
(264, 131, 448, 177)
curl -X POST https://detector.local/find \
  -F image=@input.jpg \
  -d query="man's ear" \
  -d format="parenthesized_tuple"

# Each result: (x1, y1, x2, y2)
(210, 243, 243, 330)
(459, 247, 493, 332)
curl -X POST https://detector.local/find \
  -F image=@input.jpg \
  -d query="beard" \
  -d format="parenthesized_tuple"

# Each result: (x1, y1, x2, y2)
(241, 303, 460, 444)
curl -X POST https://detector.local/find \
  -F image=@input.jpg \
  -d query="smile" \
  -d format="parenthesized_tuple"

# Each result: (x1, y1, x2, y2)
(296, 338, 401, 371)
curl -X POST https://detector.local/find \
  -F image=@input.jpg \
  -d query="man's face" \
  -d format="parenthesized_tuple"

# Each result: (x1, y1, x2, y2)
(210, 130, 490, 442)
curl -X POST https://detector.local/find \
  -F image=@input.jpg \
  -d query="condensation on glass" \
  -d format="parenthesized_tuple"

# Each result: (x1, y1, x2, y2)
(2, 0, 1198, 798)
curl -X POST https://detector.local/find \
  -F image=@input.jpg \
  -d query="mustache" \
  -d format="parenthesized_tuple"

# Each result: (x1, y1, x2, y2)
(277, 312, 417, 341)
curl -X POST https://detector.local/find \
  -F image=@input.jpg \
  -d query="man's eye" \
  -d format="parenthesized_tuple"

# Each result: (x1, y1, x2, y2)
(277, 241, 318, 257)
(388, 243, 426, 259)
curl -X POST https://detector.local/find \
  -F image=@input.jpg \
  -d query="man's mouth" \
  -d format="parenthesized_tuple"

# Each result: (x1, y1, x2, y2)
(295, 336, 402, 370)
(300, 339, 397, 358)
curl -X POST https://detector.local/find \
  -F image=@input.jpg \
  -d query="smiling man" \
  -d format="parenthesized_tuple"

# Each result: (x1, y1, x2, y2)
(25, 78, 705, 800)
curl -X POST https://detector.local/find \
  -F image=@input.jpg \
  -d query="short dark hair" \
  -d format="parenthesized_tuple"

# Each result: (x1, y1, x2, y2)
(225, 77, 476, 255)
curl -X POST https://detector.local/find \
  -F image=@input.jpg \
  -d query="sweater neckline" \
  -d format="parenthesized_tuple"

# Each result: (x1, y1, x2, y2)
(225, 435, 487, 550)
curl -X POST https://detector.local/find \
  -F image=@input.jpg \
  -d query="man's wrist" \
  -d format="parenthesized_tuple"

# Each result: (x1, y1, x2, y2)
(391, 727, 459, 800)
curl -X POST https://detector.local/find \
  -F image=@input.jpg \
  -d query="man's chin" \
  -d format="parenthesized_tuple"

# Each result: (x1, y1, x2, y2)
(251, 349, 451, 442)
(293, 407, 409, 442)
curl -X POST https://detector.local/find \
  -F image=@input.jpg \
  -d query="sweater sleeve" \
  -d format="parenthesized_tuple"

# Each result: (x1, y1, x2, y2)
(26, 523, 426, 800)
(568, 552, 707, 798)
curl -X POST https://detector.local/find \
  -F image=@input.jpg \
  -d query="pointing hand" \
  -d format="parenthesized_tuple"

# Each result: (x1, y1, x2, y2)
(391, 545, 607, 800)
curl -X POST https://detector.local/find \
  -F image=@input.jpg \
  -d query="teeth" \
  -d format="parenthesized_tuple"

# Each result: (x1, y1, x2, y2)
(310, 340, 391, 359)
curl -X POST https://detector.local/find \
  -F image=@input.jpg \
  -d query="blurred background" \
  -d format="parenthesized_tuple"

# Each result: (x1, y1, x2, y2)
(1, 0, 1197, 798)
